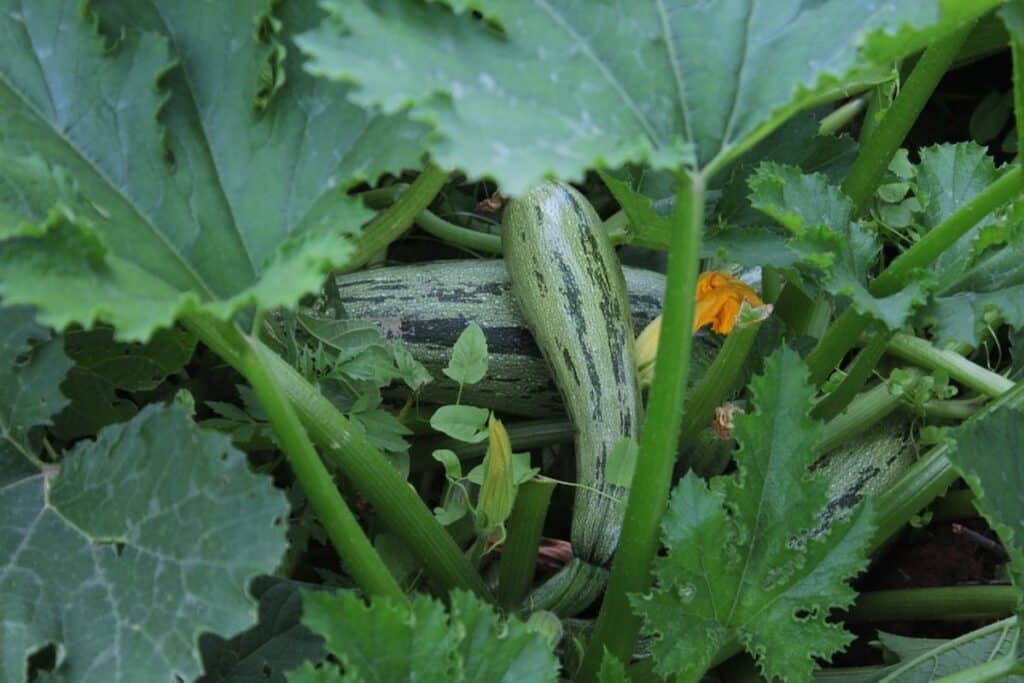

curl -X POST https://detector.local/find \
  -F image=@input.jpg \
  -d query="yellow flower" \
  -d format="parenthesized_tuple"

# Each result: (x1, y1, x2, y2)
(693, 271, 764, 335)
(634, 271, 764, 383)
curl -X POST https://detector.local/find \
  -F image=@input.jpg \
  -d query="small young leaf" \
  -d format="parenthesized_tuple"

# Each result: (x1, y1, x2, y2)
(393, 342, 433, 391)
(443, 323, 488, 386)
(604, 437, 639, 488)
(432, 448, 464, 481)
(430, 405, 490, 443)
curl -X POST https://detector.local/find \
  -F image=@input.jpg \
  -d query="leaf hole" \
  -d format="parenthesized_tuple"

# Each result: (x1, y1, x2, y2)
(793, 608, 814, 622)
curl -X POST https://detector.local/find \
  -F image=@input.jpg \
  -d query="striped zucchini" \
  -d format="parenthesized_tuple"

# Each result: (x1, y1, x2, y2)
(502, 182, 642, 569)
(334, 260, 719, 416)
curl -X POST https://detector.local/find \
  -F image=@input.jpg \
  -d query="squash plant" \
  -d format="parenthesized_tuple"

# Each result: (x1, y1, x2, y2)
(3, 0, 1024, 682)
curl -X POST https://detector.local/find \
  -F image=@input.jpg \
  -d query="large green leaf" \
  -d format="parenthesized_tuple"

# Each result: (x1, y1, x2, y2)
(633, 347, 874, 682)
(0, 404, 289, 682)
(301, 0, 993, 193)
(0, 0, 425, 341)
(0, 304, 72, 486)
(290, 589, 559, 682)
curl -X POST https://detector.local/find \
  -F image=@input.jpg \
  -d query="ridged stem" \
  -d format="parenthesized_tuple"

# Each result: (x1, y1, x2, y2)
(885, 332, 1014, 398)
(239, 336, 405, 602)
(815, 371, 912, 455)
(841, 27, 974, 213)
(678, 314, 764, 457)
(578, 173, 705, 680)
(932, 656, 1024, 683)
(811, 331, 891, 420)
(343, 164, 449, 272)
(871, 166, 1024, 296)
(807, 162, 1024, 386)
(185, 313, 490, 598)
(848, 585, 1017, 624)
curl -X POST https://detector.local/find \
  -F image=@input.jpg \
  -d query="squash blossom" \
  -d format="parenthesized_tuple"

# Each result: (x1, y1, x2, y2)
(477, 415, 516, 531)
(635, 271, 763, 381)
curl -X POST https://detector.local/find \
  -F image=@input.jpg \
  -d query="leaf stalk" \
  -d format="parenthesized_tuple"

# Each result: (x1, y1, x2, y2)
(578, 172, 706, 679)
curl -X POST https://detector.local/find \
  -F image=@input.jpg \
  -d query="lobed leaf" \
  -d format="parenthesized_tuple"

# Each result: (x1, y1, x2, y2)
(0, 0, 426, 341)
(633, 347, 875, 682)
(293, 588, 558, 681)
(301, 0, 989, 193)
(910, 143, 1024, 347)
(53, 325, 197, 439)
(749, 164, 929, 329)
(0, 404, 290, 682)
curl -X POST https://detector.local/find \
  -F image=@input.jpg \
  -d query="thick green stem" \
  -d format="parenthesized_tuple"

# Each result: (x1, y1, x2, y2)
(871, 166, 1024, 296)
(811, 331, 891, 420)
(842, 27, 973, 213)
(239, 336, 405, 602)
(848, 586, 1017, 624)
(871, 379, 1024, 554)
(185, 313, 490, 598)
(578, 173, 705, 680)
(498, 478, 556, 610)
(918, 397, 987, 421)
(806, 308, 869, 386)
(416, 207, 502, 253)
(343, 165, 449, 272)
(815, 372, 911, 455)
(678, 314, 765, 458)
(885, 332, 1014, 398)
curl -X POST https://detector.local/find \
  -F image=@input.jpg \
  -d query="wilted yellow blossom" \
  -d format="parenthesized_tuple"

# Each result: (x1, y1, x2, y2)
(477, 415, 515, 531)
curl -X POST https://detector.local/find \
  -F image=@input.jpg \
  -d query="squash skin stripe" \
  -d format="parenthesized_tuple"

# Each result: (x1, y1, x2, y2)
(334, 259, 693, 418)
(502, 182, 643, 568)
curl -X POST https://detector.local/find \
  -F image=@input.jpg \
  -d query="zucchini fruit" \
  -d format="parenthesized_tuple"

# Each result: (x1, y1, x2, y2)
(334, 260, 718, 416)
(502, 182, 642, 569)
